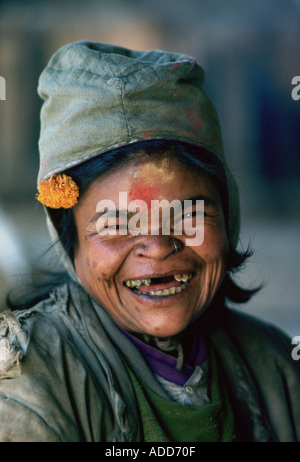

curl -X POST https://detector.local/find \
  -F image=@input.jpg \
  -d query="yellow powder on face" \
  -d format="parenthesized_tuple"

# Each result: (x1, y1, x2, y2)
(128, 157, 175, 206)
(138, 157, 174, 186)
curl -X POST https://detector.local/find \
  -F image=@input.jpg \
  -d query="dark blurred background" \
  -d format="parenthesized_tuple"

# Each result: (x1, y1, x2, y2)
(0, 0, 299, 336)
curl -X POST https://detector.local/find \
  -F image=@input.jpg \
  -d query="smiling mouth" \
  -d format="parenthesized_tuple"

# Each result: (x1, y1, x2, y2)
(124, 273, 194, 297)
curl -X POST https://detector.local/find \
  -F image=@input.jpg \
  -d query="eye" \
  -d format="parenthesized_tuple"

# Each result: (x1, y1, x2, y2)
(104, 223, 127, 230)
(97, 219, 129, 236)
(183, 210, 205, 219)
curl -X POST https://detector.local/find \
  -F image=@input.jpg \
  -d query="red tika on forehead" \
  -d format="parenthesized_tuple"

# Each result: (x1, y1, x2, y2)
(128, 158, 174, 208)
(128, 179, 159, 208)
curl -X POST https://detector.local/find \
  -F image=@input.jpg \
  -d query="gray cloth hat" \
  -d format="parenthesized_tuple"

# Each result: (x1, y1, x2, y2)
(37, 40, 240, 250)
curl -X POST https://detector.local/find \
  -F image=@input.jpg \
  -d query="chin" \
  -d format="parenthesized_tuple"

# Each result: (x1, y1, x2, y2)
(137, 317, 194, 339)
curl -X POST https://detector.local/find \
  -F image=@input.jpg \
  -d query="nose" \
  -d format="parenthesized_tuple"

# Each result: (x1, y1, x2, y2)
(133, 236, 182, 261)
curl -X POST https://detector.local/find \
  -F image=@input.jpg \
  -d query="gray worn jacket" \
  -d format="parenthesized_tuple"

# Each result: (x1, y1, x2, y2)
(0, 281, 299, 442)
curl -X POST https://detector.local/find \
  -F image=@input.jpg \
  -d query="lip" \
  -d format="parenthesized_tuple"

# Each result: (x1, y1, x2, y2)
(123, 271, 196, 307)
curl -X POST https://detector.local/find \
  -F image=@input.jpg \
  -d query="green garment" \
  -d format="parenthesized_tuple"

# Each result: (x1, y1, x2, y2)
(126, 351, 236, 442)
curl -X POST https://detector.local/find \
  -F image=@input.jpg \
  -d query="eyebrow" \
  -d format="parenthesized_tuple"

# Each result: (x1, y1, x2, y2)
(89, 209, 136, 224)
(183, 194, 218, 208)
(89, 194, 218, 223)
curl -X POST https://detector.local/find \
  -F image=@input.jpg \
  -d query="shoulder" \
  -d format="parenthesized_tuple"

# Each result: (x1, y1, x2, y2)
(0, 284, 75, 379)
(216, 308, 300, 379)
(214, 309, 300, 441)
(0, 286, 111, 442)
(221, 308, 295, 360)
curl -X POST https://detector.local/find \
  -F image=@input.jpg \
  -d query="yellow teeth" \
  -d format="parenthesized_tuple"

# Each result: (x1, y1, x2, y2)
(135, 282, 189, 296)
(125, 273, 192, 288)
(125, 278, 151, 288)
(127, 273, 194, 297)
(174, 273, 192, 282)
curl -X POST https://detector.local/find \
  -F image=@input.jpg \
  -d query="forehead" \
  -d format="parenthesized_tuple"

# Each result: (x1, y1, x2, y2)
(79, 152, 221, 210)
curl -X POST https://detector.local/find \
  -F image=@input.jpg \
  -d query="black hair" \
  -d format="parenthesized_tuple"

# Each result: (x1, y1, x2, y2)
(7, 140, 260, 311)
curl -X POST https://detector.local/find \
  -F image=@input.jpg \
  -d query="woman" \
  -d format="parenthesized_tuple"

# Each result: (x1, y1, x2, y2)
(0, 41, 299, 442)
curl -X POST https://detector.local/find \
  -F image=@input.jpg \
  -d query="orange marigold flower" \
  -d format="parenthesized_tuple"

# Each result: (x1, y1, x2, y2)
(36, 173, 79, 208)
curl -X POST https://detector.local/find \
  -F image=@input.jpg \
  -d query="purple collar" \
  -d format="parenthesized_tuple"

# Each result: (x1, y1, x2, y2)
(120, 324, 208, 387)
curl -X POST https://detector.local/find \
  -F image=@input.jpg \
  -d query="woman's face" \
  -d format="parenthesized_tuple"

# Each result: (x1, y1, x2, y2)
(74, 153, 229, 337)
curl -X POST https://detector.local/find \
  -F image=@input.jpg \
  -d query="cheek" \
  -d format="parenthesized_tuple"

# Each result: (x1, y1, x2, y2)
(195, 226, 229, 265)
(74, 238, 127, 287)
(193, 229, 228, 304)
(74, 246, 98, 290)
